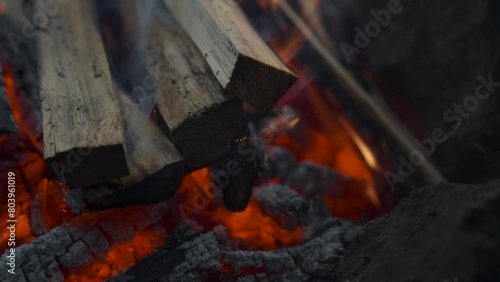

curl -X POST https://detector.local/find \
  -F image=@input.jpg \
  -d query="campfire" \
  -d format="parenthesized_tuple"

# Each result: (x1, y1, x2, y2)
(2, 0, 500, 281)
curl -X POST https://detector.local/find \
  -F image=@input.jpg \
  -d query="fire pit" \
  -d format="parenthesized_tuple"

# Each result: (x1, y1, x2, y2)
(1, 0, 500, 281)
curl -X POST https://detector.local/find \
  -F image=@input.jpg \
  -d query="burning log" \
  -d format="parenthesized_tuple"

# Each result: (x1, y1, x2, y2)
(141, 4, 245, 169)
(0, 64, 18, 133)
(163, 0, 297, 110)
(36, 0, 129, 188)
(66, 93, 184, 211)
(108, 228, 221, 282)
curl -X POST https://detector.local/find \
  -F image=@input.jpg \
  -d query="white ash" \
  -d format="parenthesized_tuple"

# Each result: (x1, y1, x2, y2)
(253, 184, 310, 230)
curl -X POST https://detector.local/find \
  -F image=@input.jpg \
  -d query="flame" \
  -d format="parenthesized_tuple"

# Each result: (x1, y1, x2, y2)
(269, 68, 385, 220)
(256, 0, 391, 219)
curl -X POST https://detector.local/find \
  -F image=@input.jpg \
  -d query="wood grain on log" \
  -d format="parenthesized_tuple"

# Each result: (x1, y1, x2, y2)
(36, 0, 129, 188)
(139, 4, 244, 169)
(163, 0, 297, 110)
(70, 93, 185, 211)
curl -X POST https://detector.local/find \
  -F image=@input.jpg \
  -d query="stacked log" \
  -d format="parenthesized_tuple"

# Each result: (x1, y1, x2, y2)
(164, 0, 297, 110)
(66, 93, 184, 212)
(139, 3, 244, 168)
(36, 0, 129, 188)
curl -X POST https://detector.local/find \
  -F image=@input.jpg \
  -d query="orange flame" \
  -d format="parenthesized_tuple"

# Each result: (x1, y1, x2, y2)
(269, 70, 384, 220)
(0, 1, 394, 280)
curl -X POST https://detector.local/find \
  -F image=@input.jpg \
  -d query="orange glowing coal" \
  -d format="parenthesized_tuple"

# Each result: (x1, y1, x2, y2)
(178, 169, 304, 250)
(263, 65, 387, 220)
(0, 63, 76, 248)
(66, 229, 164, 282)
(0, 2, 393, 281)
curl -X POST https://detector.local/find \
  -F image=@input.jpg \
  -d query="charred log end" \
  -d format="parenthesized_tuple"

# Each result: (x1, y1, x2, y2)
(46, 144, 129, 189)
(172, 98, 244, 170)
(83, 159, 184, 211)
(228, 54, 298, 111)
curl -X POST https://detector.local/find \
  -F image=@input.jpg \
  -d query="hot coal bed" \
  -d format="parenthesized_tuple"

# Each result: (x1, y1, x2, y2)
(1, 0, 500, 282)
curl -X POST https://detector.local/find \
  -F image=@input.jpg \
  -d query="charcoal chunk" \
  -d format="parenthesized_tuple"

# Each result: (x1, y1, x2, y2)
(336, 181, 500, 282)
(253, 184, 310, 230)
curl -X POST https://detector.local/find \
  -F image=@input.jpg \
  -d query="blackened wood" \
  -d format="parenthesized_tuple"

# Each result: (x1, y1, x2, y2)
(36, 0, 129, 188)
(163, 0, 297, 110)
(0, 64, 18, 133)
(72, 94, 185, 211)
(133, 2, 244, 169)
(212, 135, 259, 212)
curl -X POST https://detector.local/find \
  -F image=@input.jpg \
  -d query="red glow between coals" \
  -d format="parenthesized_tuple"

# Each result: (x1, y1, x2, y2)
(0, 2, 393, 280)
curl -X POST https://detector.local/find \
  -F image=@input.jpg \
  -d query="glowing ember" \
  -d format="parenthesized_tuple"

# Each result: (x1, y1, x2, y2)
(66, 229, 164, 282)
(1, 64, 38, 249)
(0, 1, 394, 280)
(179, 169, 303, 250)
